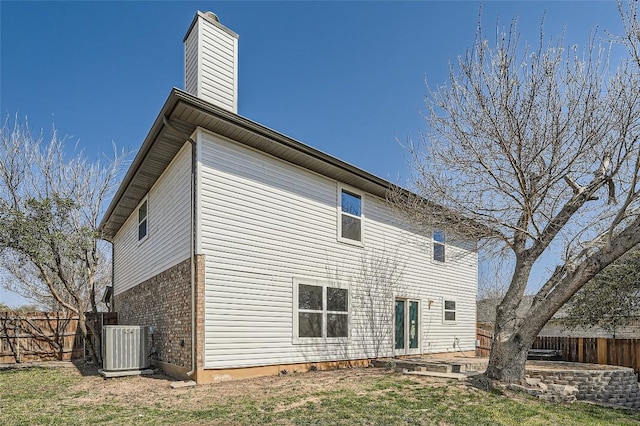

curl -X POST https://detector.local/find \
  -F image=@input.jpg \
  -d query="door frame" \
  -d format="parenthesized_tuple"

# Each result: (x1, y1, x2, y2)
(394, 297, 421, 356)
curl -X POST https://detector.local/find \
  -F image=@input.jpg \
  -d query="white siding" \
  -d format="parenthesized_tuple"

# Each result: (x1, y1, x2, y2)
(198, 130, 478, 369)
(113, 143, 192, 295)
(184, 20, 199, 96)
(184, 14, 238, 113)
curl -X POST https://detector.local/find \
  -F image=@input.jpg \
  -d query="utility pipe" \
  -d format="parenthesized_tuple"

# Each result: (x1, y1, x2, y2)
(162, 116, 198, 380)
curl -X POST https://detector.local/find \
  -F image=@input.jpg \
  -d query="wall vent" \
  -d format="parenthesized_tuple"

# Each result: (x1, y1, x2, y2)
(102, 325, 150, 371)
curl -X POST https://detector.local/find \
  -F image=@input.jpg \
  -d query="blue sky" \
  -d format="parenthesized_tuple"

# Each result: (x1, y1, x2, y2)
(0, 1, 625, 307)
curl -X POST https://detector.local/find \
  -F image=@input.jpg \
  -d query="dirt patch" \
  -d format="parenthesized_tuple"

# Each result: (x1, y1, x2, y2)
(6, 361, 640, 425)
(61, 363, 454, 411)
(58, 359, 631, 411)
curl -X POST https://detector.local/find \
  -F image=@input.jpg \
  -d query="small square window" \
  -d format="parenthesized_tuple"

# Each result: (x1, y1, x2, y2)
(341, 215, 361, 241)
(327, 287, 348, 312)
(299, 284, 323, 310)
(327, 313, 349, 337)
(341, 191, 361, 216)
(299, 312, 323, 337)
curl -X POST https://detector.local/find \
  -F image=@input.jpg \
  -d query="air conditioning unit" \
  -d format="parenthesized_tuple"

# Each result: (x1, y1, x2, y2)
(102, 325, 150, 371)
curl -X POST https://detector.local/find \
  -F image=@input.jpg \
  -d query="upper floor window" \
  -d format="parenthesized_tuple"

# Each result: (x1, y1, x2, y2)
(138, 198, 148, 241)
(338, 187, 362, 244)
(433, 229, 445, 262)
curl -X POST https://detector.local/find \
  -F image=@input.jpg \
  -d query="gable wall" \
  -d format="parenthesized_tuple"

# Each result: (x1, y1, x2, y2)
(112, 142, 192, 295)
(197, 129, 478, 370)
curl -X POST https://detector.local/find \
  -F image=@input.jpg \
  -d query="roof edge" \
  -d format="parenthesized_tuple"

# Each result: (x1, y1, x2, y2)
(100, 88, 458, 242)
(98, 90, 182, 239)
(170, 89, 397, 195)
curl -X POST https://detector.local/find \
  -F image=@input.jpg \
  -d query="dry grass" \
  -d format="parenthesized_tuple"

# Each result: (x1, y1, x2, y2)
(2, 362, 640, 425)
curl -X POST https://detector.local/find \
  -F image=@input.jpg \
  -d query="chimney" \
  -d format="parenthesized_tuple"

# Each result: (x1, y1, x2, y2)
(184, 11, 239, 113)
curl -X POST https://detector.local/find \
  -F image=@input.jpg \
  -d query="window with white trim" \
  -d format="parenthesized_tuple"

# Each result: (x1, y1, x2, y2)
(444, 300, 456, 322)
(294, 279, 349, 342)
(138, 198, 148, 242)
(338, 187, 363, 244)
(433, 229, 445, 262)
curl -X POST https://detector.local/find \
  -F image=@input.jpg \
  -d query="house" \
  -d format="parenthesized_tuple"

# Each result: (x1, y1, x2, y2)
(98, 11, 479, 384)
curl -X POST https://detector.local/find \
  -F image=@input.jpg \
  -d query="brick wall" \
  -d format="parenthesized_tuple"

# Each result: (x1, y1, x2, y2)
(195, 255, 205, 371)
(114, 257, 192, 369)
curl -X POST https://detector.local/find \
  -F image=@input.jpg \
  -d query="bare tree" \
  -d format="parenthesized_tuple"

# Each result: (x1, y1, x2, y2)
(351, 248, 405, 359)
(0, 116, 124, 363)
(392, 6, 640, 383)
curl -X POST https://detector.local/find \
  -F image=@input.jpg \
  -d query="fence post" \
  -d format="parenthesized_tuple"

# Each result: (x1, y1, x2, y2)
(597, 338, 608, 365)
(578, 337, 583, 363)
(16, 319, 21, 364)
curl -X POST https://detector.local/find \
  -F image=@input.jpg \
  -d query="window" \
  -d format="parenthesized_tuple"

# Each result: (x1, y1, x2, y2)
(444, 300, 456, 322)
(433, 229, 445, 262)
(295, 279, 349, 342)
(338, 187, 363, 244)
(138, 198, 148, 241)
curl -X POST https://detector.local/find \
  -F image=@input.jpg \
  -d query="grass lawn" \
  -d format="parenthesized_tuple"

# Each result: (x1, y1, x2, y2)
(1, 364, 640, 425)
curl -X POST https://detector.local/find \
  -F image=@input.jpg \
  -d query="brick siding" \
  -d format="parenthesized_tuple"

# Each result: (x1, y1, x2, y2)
(114, 258, 192, 369)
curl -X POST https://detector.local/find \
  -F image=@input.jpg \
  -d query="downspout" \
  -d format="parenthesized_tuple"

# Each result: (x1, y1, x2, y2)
(110, 241, 115, 313)
(100, 236, 114, 368)
(163, 116, 198, 380)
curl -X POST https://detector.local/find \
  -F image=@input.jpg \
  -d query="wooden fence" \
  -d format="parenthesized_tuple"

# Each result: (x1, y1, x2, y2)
(532, 336, 640, 377)
(476, 328, 493, 357)
(0, 312, 117, 364)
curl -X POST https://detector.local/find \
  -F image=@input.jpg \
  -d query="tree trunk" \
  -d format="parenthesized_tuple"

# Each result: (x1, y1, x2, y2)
(485, 329, 534, 383)
(77, 312, 100, 364)
(484, 253, 534, 382)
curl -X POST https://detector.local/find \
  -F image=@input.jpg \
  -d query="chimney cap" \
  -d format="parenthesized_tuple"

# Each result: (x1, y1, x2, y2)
(184, 11, 239, 42)
(204, 11, 219, 22)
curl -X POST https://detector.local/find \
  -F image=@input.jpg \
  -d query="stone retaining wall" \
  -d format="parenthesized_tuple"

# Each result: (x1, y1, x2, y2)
(526, 361, 640, 408)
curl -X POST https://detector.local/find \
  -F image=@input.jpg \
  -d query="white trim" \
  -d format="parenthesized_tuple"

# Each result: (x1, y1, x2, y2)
(194, 128, 204, 255)
(196, 20, 203, 100)
(233, 36, 238, 113)
(292, 277, 350, 345)
(184, 26, 187, 91)
(136, 196, 149, 244)
(337, 184, 364, 247)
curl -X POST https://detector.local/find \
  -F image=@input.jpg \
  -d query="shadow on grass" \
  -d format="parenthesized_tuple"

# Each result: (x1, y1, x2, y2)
(71, 358, 182, 384)
(1, 358, 175, 385)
